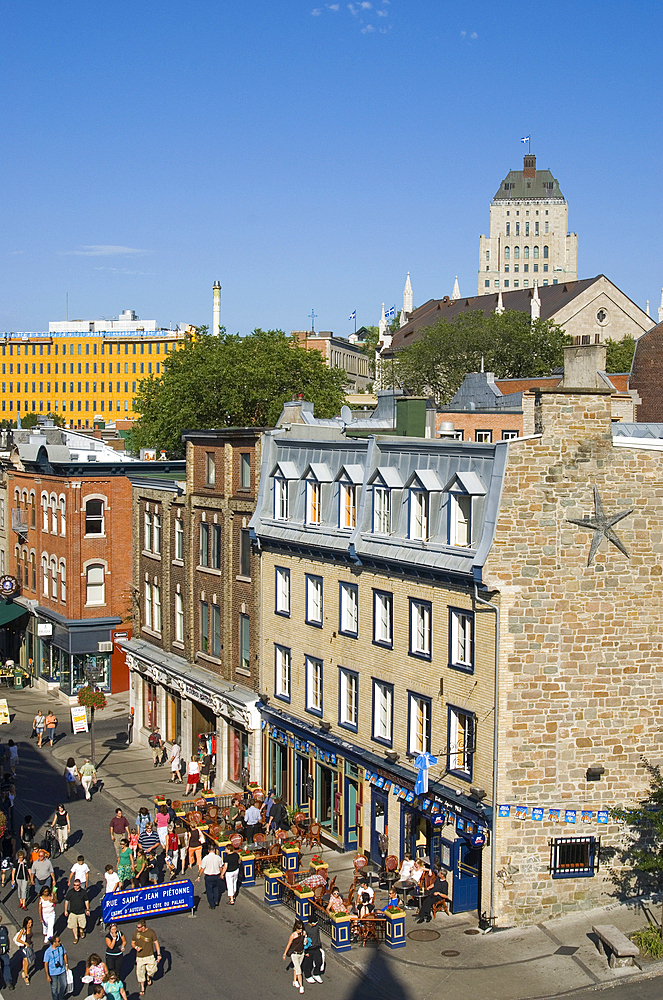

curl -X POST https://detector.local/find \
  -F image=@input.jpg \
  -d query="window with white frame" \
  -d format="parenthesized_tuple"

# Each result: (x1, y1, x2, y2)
(450, 609, 474, 671)
(339, 581, 358, 637)
(372, 680, 393, 744)
(50, 496, 57, 534)
(199, 522, 209, 567)
(145, 581, 152, 627)
(306, 480, 321, 525)
(144, 511, 153, 551)
(409, 693, 431, 755)
(306, 656, 323, 714)
(475, 430, 492, 443)
(59, 560, 66, 602)
(448, 705, 474, 778)
(274, 477, 289, 520)
(306, 574, 323, 626)
(240, 453, 251, 489)
(206, 451, 215, 486)
(175, 517, 184, 560)
(240, 614, 250, 671)
(175, 592, 184, 642)
(410, 599, 432, 658)
(86, 564, 105, 605)
(450, 493, 472, 547)
(339, 668, 358, 729)
(41, 555, 48, 596)
(340, 482, 356, 530)
(373, 590, 393, 646)
(154, 512, 161, 555)
(373, 487, 391, 534)
(59, 497, 66, 535)
(153, 584, 162, 632)
(42, 495, 48, 531)
(211, 604, 221, 657)
(275, 566, 291, 616)
(50, 556, 57, 599)
(275, 644, 291, 700)
(410, 490, 429, 540)
(85, 498, 104, 535)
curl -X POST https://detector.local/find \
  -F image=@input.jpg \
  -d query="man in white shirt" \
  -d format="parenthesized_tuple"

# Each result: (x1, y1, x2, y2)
(399, 854, 415, 882)
(169, 743, 182, 784)
(68, 855, 90, 888)
(244, 801, 262, 843)
(104, 865, 121, 895)
(196, 847, 223, 909)
(356, 878, 375, 903)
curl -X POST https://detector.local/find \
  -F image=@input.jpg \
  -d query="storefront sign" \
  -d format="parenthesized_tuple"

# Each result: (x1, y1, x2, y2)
(71, 706, 88, 734)
(37, 623, 53, 637)
(470, 833, 486, 848)
(102, 880, 194, 923)
(0, 700, 9, 725)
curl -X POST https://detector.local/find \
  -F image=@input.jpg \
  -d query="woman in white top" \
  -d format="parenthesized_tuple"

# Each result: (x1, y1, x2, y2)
(169, 743, 182, 783)
(185, 757, 200, 797)
(38, 886, 55, 942)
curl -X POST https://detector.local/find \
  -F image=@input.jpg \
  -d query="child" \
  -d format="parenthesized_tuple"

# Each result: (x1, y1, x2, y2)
(128, 827, 139, 857)
(104, 864, 121, 895)
(68, 855, 90, 888)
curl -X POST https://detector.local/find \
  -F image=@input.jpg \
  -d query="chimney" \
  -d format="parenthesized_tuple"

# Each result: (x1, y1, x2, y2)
(212, 281, 221, 336)
(562, 344, 608, 390)
(523, 154, 536, 178)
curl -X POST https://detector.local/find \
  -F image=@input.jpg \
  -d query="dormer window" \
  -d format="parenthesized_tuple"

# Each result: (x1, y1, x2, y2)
(335, 465, 363, 531)
(443, 471, 487, 549)
(369, 467, 402, 535)
(405, 470, 442, 542)
(271, 461, 298, 521)
(302, 463, 333, 527)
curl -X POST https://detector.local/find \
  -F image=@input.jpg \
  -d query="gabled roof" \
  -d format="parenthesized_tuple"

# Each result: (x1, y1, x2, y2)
(271, 460, 299, 479)
(442, 471, 487, 495)
(368, 467, 404, 488)
(335, 464, 364, 484)
(302, 462, 333, 482)
(404, 469, 444, 491)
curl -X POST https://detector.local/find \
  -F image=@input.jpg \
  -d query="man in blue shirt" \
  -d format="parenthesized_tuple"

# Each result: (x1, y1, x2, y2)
(43, 934, 69, 1000)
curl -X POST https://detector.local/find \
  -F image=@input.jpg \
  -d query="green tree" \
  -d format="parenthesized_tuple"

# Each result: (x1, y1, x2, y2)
(605, 335, 636, 373)
(128, 328, 346, 457)
(20, 412, 66, 429)
(392, 309, 570, 403)
(612, 758, 663, 934)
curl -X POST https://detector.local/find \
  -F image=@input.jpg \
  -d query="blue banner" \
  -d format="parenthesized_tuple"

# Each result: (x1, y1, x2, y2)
(102, 880, 194, 923)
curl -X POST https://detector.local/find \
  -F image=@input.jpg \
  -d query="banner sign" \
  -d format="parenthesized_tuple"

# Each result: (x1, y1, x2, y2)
(71, 706, 88, 734)
(102, 880, 194, 923)
(0, 700, 9, 725)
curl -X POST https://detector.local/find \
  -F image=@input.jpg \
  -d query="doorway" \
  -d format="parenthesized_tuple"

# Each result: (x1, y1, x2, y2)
(190, 700, 216, 757)
(371, 790, 388, 864)
(451, 838, 481, 913)
(270, 741, 289, 800)
(345, 777, 359, 851)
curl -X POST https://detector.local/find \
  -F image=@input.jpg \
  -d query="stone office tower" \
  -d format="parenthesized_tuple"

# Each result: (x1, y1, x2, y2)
(478, 153, 578, 295)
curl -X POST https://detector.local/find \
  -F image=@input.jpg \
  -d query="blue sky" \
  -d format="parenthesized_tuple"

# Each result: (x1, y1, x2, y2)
(2, 1, 661, 336)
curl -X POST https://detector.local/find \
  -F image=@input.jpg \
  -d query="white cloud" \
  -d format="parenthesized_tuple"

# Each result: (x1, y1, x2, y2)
(62, 245, 148, 257)
(359, 1, 372, 7)
(361, 22, 375, 32)
(460, 30, 466, 37)
(327, 2, 339, 8)
(311, 7, 322, 13)
(347, 2, 357, 13)
(470, 31, 478, 39)
(10, 250, 24, 256)
(377, 8, 387, 14)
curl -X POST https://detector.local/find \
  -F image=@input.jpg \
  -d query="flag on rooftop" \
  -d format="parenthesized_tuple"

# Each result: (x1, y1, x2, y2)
(349, 310, 356, 321)
(521, 135, 530, 144)
(385, 306, 395, 319)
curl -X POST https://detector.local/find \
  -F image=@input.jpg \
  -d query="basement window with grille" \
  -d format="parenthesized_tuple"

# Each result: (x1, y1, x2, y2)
(549, 837, 600, 879)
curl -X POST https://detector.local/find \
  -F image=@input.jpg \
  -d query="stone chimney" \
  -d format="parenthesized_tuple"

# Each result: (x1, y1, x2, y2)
(562, 344, 607, 389)
(523, 154, 536, 178)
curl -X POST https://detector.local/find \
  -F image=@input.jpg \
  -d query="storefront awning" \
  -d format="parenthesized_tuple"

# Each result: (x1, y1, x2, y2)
(0, 602, 29, 628)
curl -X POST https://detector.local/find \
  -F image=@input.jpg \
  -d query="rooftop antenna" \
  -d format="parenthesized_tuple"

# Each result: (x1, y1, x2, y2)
(309, 308, 317, 333)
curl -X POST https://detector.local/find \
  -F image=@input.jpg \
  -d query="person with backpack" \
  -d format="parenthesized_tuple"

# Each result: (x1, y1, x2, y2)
(148, 730, 164, 767)
(302, 912, 324, 984)
(0, 920, 12, 991)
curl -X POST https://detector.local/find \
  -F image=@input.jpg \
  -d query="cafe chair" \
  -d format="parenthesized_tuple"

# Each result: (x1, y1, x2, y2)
(229, 833, 244, 850)
(305, 822, 322, 851)
(432, 895, 451, 917)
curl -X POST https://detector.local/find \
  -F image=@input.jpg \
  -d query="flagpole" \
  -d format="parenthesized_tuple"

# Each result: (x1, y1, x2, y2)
(354, 312, 357, 335)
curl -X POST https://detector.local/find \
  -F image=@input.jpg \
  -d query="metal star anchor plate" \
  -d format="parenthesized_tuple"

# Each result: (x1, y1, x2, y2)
(566, 485, 633, 566)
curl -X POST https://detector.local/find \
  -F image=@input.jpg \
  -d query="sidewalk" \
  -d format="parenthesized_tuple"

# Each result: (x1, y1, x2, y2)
(7, 686, 663, 999)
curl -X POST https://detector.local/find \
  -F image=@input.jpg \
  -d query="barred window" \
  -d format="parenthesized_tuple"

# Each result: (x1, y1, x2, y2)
(550, 837, 599, 878)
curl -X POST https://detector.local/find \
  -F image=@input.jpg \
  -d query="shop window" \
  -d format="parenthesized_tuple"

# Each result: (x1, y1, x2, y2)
(373, 589, 393, 647)
(306, 574, 323, 626)
(339, 667, 358, 730)
(174, 517, 184, 560)
(274, 476, 289, 520)
(447, 705, 474, 780)
(85, 498, 104, 535)
(175, 592, 184, 642)
(200, 601, 209, 652)
(165, 691, 181, 743)
(408, 693, 431, 755)
(211, 524, 222, 570)
(240, 613, 250, 671)
(206, 452, 215, 487)
(144, 680, 157, 730)
(274, 644, 291, 701)
(550, 837, 599, 878)
(409, 599, 432, 659)
(373, 486, 391, 534)
(199, 522, 209, 567)
(239, 528, 251, 578)
(211, 604, 221, 657)
(372, 679, 393, 745)
(240, 452, 251, 489)
(275, 566, 290, 616)
(228, 723, 248, 785)
(339, 581, 358, 637)
(450, 609, 474, 672)
(306, 656, 323, 716)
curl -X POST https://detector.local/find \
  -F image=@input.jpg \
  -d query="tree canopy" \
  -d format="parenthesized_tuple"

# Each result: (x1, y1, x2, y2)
(390, 309, 570, 403)
(20, 412, 66, 429)
(605, 334, 636, 373)
(128, 328, 347, 457)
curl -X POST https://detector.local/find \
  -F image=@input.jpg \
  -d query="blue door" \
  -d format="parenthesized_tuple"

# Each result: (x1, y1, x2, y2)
(452, 839, 480, 913)
(371, 791, 388, 865)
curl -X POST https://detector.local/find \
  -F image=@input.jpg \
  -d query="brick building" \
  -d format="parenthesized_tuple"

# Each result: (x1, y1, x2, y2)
(629, 319, 663, 422)
(121, 429, 264, 791)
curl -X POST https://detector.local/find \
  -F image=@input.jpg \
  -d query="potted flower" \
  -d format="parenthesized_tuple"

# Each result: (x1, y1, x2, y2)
(384, 903, 407, 949)
(239, 848, 256, 887)
(309, 854, 328, 873)
(263, 866, 284, 906)
(329, 910, 352, 952)
(280, 839, 300, 873)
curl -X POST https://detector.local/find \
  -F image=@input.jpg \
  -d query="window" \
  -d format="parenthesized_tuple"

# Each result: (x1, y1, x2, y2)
(85, 499, 104, 535)
(535, 222, 539, 236)
(239, 528, 251, 578)
(484, 280, 489, 288)
(533, 245, 539, 259)
(543, 245, 549, 259)
(274, 476, 289, 520)
(59, 498, 66, 535)
(144, 582, 152, 627)
(50, 556, 57, 598)
(514, 246, 519, 260)
(240, 453, 251, 489)
(515, 222, 519, 236)
(373, 589, 393, 647)
(524, 246, 529, 260)
(339, 668, 358, 730)
(450, 609, 474, 671)
(410, 491, 428, 540)
(175, 592, 184, 642)
(86, 564, 105, 605)
(306, 656, 323, 715)
(340, 482, 356, 530)
(485, 250, 489, 262)
(408, 693, 431, 755)
(504, 246, 510, 260)
(144, 511, 152, 551)
(373, 487, 391, 534)
(372, 679, 393, 745)
(210, 524, 222, 570)
(339, 581, 358, 637)
(30, 494, 35, 528)
(206, 452, 215, 486)
(199, 522, 209, 567)
(502, 430, 518, 440)
(448, 705, 474, 778)
(545, 222, 549, 234)
(275, 644, 291, 701)
(240, 613, 250, 671)
(410, 599, 432, 658)
(59, 559, 66, 602)
(475, 430, 492, 443)
(200, 601, 209, 652)
(550, 837, 599, 879)
(51, 497, 57, 534)
(450, 494, 472, 547)
(153, 584, 162, 632)
(41, 555, 48, 596)
(42, 495, 48, 531)
(504, 280, 509, 288)
(275, 566, 291, 616)
(505, 222, 510, 236)
(30, 552, 35, 589)
(211, 604, 221, 657)
(306, 574, 323, 626)
(175, 517, 184, 560)
(525, 222, 529, 236)
(153, 513, 161, 554)
(306, 481, 321, 525)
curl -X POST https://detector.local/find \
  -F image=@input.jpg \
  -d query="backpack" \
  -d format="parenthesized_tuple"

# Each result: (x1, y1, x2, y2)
(148, 733, 160, 748)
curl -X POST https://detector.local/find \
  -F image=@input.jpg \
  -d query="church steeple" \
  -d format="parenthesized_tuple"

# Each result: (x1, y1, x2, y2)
(378, 302, 387, 340)
(531, 280, 541, 321)
(400, 273, 413, 327)
(658, 288, 663, 325)
(451, 276, 461, 301)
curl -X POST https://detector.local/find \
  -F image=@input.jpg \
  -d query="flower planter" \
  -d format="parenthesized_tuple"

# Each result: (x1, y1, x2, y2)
(330, 913, 352, 952)
(294, 885, 314, 922)
(264, 869, 283, 906)
(240, 854, 256, 887)
(309, 861, 328, 874)
(280, 846, 300, 874)
(384, 909, 407, 949)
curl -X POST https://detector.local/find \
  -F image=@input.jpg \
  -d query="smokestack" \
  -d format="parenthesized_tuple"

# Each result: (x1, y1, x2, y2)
(212, 281, 221, 336)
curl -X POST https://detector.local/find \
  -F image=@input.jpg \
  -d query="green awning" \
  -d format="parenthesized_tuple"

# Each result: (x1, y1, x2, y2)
(0, 602, 29, 628)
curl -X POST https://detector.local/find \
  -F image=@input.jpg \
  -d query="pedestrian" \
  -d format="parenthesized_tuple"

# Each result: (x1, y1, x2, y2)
(184, 756, 200, 796)
(200, 752, 213, 792)
(129, 827, 139, 856)
(0, 829, 14, 887)
(45, 710, 58, 746)
(79, 758, 97, 801)
(65, 878, 90, 943)
(283, 918, 306, 994)
(164, 799, 177, 825)
(103, 969, 128, 1000)
(0, 918, 12, 992)
(244, 798, 262, 843)
(33, 711, 45, 748)
(138, 823, 159, 859)
(263, 788, 275, 826)
(148, 729, 164, 768)
(135, 807, 150, 836)
(50, 803, 70, 853)
(104, 863, 121, 895)
(154, 805, 169, 849)
(116, 839, 134, 887)
(12, 849, 29, 909)
(131, 919, 161, 996)
(20, 814, 36, 854)
(39, 885, 56, 942)
(269, 796, 291, 832)
(221, 843, 240, 905)
(30, 848, 54, 896)
(196, 844, 223, 908)
(63, 758, 79, 800)
(7, 740, 18, 776)
(303, 912, 324, 984)
(149, 847, 166, 886)
(104, 923, 126, 976)
(187, 826, 203, 869)
(110, 808, 130, 860)
(133, 847, 149, 888)
(165, 828, 179, 878)
(13, 915, 35, 985)
(84, 953, 108, 995)
(68, 854, 90, 888)
(43, 933, 69, 1000)
(168, 741, 182, 783)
